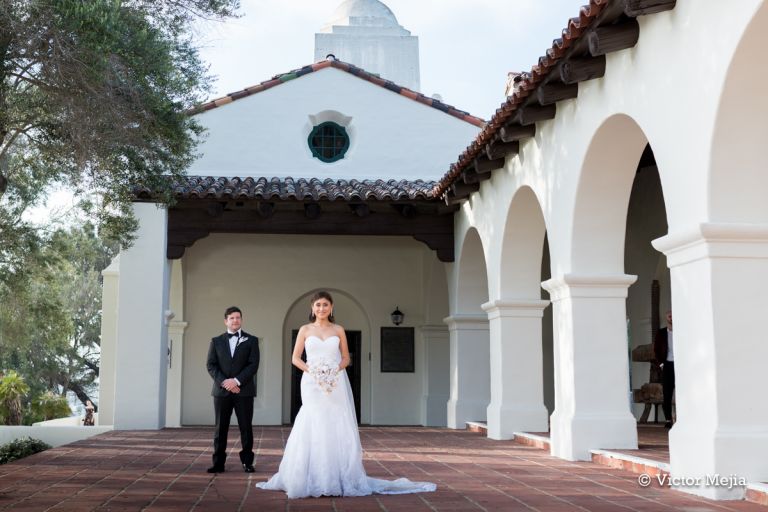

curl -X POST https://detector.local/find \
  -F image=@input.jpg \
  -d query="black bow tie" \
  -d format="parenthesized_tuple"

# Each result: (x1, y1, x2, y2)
(228, 332, 240, 339)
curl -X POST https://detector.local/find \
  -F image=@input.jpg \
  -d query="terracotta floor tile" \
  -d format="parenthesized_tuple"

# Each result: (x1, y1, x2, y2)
(0, 426, 764, 512)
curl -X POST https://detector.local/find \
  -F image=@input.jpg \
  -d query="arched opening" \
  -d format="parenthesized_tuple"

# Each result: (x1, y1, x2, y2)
(550, 114, 667, 459)
(487, 186, 552, 439)
(456, 228, 489, 314)
(447, 228, 491, 428)
(710, 1, 768, 223)
(281, 288, 372, 424)
(624, 145, 672, 432)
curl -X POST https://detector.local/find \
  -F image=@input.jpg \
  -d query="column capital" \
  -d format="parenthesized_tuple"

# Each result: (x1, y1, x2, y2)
(419, 324, 449, 335)
(443, 314, 488, 330)
(541, 274, 637, 301)
(168, 320, 188, 335)
(652, 222, 768, 268)
(481, 299, 550, 319)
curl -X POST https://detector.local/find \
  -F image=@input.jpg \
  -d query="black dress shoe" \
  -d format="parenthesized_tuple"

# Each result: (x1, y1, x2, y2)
(207, 466, 225, 473)
(243, 464, 255, 473)
(664, 421, 673, 429)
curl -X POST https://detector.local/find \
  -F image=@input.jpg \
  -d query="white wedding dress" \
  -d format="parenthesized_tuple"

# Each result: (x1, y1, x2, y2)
(256, 335, 436, 498)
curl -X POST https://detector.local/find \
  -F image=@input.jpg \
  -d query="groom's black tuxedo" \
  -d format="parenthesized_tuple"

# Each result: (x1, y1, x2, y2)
(206, 331, 260, 469)
(207, 331, 260, 396)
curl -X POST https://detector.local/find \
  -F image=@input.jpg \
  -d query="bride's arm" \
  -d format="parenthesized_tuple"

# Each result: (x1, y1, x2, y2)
(337, 327, 351, 371)
(292, 327, 311, 373)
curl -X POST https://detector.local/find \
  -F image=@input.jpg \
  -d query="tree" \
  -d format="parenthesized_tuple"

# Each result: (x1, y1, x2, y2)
(0, 0, 240, 279)
(0, 222, 117, 417)
(0, 370, 29, 425)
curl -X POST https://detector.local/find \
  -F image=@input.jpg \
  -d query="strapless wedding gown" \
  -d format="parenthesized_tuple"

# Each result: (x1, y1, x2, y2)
(256, 335, 436, 498)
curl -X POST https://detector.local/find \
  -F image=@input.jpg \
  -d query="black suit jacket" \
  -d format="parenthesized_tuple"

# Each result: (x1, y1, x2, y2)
(206, 331, 260, 397)
(653, 327, 669, 364)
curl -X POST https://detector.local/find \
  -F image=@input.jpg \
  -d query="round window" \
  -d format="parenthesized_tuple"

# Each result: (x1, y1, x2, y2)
(308, 122, 350, 163)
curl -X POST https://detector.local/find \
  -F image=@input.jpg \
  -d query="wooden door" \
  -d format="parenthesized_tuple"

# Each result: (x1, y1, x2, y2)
(290, 330, 362, 424)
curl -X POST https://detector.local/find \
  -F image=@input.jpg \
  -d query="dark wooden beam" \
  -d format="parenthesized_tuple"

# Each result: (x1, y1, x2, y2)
(206, 203, 224, 217)
(256, 202, 274, 218)
(438, 203, 461, 215)
(514, 104, 557, 126)
(351, 203, 370, 217)
(588, 19, 640, 56)
(462, 167, 493, 185)
(536, 82, 579, 106)
(168, 206, 455, 261)
(559, 55, 607, 84)
(624, 0, 676, 16)
(395, 204, 417, 218)
(486, 140, 519, 160)
(444, 192, 465, 206)
(412, 234, 454, 263)
(451, 180, 480, 198)
(166, 228, 210, 259)
(304, 203, 321, 219)
(475, 155, 506, 174)
(500, 123, 536, 143)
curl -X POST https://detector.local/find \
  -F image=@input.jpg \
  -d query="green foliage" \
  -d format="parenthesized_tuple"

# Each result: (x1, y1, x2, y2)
(0, 371, 30, 425)
(0, 437, 50, 465)
(0, 0, 240, 276)
(32, 391, 71, 422)
(0, 222, 116, 420)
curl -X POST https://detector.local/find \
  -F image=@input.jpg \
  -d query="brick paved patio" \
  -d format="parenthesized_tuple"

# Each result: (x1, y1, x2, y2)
(0, 426, 764, 511)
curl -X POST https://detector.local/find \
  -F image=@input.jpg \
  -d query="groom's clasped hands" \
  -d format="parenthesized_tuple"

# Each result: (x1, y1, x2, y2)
(221, 378, 240, 393)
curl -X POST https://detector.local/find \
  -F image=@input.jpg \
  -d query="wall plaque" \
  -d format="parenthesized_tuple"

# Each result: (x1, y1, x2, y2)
(381, 327, 415, 373)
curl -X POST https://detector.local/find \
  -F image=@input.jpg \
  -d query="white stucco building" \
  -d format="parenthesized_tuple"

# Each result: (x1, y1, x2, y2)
(100, 0, 768, 503)
(99, 0, 482, 433)
(314, 0, 420, 91)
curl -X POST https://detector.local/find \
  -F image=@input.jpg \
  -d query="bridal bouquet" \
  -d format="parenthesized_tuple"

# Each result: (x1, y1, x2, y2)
(308, 359, 340, 394)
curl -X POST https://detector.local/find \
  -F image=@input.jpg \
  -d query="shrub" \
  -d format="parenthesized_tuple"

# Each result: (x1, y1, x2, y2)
(32, 392, 72, 421)
(0, 371, 30, 425)
(0, 437, 51, 465)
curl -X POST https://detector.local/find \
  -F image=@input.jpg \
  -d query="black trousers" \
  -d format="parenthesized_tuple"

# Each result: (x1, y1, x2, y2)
(212, 394, 254, 468)
(662, 361, 675, 422)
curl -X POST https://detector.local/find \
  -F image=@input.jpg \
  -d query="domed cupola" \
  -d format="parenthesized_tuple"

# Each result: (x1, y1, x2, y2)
(326, 0, 401, 29)
(315, 0, 420, 91)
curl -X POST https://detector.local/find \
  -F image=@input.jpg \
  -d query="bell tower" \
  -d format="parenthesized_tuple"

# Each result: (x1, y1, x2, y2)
(315, 0, 421, 91)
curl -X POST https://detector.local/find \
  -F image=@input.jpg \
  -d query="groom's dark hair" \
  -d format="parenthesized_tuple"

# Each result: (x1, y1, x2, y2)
(224, 306, 242, 318)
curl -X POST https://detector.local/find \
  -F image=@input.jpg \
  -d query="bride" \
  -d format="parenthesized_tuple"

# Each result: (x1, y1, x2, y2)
(256, 291, 436, 498)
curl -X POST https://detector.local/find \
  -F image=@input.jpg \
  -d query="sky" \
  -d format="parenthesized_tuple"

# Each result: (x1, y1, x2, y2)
(28, 0, 587, 224)
(196, 0, 587, 121)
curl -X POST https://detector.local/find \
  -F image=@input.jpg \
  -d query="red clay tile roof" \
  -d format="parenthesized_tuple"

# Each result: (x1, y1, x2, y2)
(189, 58, 485, 128)
(434, 0, 610, 195)
(134, 176, 438, 202)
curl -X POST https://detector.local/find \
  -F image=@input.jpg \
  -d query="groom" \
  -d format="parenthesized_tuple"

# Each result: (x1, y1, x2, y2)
(206, 306, 260, 473)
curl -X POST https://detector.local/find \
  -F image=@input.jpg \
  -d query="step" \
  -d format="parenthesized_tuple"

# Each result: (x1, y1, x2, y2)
(465, 421, 487, 434)
(746, 482, 768, 506)
(511, 431, 551, 450)
(590, 449, 669, 479)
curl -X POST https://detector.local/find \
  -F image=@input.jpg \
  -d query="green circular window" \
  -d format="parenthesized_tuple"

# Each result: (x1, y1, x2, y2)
(308, 122, 350, 163)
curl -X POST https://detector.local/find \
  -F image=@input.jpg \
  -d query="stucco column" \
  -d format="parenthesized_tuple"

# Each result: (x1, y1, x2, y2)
(482, 300, 550, 440)
(113, 203, 171, 430)
(653, 223, 768, 500)
(420, 325, 450, 427)
(98, 255, 120, 426)
(444, 315, 490, 429)
(164, 260, 186, 428)
(541, 274, 638, 460)
(165, 319, 187, 428)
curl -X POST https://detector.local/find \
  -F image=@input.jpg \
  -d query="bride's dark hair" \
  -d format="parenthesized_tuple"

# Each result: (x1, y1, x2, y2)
(308, 290, 335, 323)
